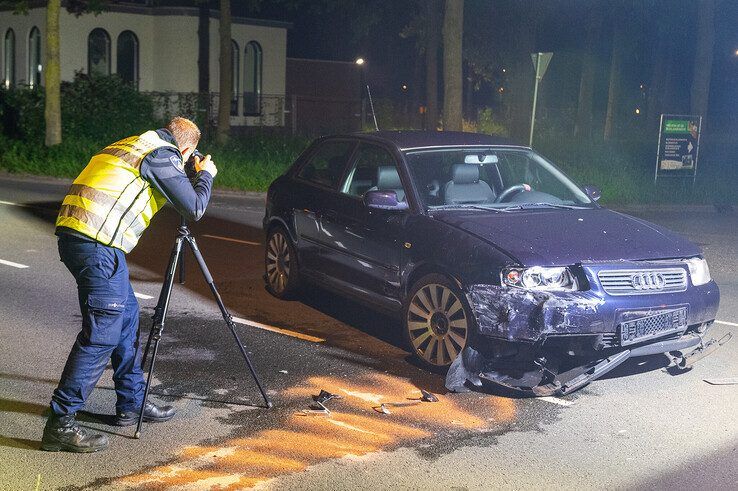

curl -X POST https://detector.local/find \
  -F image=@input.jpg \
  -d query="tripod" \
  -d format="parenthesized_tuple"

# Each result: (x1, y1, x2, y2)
(135, 218, 272, 439)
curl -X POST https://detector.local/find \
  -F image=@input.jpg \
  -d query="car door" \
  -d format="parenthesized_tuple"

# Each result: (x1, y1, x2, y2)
(292, 139, 357, 274)
(319, 143, 407, 307)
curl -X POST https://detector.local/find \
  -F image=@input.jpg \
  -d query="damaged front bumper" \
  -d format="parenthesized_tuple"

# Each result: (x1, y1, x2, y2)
(466, 280, 719, 344)
(446, 278, 722, 396)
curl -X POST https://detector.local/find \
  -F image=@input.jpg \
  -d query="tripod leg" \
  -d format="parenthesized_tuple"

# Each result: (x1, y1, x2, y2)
(178, 246, 185, 284)
(142, 242, 182, 367)
(185, 235, 273, 409)
(136, 235, 185, 438)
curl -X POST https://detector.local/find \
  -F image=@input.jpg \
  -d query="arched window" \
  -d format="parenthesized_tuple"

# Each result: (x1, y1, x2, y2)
(88, 28, 111, 76)
(116, 30, 139, 88)
(231, 40, 239, 115)
(243, 41, 262, 115)
(28, 26, 41, 88)
(3, 29, 14, 89)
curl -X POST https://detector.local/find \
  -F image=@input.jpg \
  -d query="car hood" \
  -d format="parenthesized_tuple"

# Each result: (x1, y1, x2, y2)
(431, 207, 701, 266)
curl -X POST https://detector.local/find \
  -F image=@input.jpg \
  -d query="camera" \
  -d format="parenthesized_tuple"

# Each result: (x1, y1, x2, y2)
(184, 149, 204, 180)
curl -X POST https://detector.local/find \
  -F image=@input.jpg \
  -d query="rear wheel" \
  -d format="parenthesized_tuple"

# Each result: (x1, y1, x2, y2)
(403, 273, 472, 370)
(265, 226, 300, 298)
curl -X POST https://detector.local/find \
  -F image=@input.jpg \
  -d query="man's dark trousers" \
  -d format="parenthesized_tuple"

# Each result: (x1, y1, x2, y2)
(51, 234, 144, 416)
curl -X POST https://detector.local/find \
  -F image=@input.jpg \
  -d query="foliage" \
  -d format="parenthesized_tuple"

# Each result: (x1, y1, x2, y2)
(463, 107, 508, 136)
(0, 87, 45, 140)
(0, 73, 157, 143)
(536, 136, 738, 206)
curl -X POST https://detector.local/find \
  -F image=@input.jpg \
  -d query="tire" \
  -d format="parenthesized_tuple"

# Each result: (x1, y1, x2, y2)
(403, 273, 474, 371)
(265, 225, 301, 299)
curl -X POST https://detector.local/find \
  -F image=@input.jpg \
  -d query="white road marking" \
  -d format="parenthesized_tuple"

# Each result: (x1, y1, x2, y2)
(715, 320, 738, 328)
(134, 292, 154, 300)
(201, 234, 260, 246)
(0, 259, 29, 269)
(231, 316, 324, 343)
(0, 200, 25, 207)
(538, 396, 576, 407)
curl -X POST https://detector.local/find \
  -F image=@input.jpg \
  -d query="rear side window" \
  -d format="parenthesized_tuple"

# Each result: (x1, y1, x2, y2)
(341, 144, 403, 198)
(297, 141, 355, 189)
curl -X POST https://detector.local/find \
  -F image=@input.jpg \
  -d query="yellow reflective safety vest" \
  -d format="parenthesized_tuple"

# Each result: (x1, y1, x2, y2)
(56, 130, 178, 253)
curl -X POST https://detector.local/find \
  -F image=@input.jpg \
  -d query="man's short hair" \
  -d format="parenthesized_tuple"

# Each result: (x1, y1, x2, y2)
(166, 117, 201, 150)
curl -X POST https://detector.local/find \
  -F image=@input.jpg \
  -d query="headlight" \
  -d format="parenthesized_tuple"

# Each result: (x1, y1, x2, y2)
(684, 257, 711, 286)
(502, 266, 579, 291)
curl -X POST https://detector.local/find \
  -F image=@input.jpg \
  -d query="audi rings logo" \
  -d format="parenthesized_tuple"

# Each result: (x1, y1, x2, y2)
(630, 272, 666, 290)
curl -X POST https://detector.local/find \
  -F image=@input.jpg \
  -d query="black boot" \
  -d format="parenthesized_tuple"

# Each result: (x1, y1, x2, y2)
(114, 402, 176, 426)
(41, 413, 109, 453)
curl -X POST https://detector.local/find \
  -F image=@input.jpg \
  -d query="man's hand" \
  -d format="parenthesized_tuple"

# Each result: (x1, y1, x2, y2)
(194, 154, 218, 178)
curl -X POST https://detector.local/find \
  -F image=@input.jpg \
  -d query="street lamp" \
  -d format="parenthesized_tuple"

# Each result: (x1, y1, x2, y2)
(356, 58, 367, 128)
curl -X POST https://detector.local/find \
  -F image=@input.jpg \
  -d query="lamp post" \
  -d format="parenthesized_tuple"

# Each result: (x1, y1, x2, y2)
(356, 57, 366, 129)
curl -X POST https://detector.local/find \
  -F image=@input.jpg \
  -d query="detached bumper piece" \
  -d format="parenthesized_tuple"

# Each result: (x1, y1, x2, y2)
(446, 331, 729, 397)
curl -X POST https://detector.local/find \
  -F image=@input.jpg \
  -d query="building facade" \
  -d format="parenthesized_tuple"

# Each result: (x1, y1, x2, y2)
(0, 2, 289, 127)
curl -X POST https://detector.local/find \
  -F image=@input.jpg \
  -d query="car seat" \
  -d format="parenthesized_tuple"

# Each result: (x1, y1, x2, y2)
(368, 166, 405, 201)
(444, 164, 495, 205)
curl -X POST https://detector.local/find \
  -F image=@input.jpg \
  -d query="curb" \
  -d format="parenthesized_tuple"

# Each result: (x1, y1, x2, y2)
(0, 171, 268, 201)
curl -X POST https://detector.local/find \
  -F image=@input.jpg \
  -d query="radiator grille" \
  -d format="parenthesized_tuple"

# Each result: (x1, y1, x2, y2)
(597, 268, 687, 295)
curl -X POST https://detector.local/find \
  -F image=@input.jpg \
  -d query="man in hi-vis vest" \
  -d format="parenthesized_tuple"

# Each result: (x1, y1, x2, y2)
(42, 117, 218, 453)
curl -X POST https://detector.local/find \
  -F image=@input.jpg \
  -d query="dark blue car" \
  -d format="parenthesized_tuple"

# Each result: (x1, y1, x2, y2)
(263, 131, 720, 395)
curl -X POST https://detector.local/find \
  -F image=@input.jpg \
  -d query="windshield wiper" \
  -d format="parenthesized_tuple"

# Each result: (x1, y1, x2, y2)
(429, 204, 507, 212)
(499, 202, 590, 211)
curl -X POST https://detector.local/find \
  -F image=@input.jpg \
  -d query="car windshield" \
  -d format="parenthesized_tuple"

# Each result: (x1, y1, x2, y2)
(404, 147, 594, 210)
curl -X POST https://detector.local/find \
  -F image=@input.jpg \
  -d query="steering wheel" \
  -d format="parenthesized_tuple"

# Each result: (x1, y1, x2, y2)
(495, 183, 532, 203)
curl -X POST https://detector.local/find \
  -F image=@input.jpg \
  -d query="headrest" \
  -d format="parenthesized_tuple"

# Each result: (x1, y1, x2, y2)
(376, 166, 402, 189)
(451, 164, 480, 184)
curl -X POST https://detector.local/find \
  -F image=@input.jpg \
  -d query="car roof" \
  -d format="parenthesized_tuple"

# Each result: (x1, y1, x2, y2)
(329, 130, 527, 151)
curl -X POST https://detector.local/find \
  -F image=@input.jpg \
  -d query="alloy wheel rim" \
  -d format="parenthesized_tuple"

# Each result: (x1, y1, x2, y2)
(266, 232, 290, 293)
(407, 283, 468, 366)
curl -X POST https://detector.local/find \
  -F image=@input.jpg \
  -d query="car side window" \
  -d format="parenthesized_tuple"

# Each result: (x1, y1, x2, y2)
(297, 141, 355, 189)
(341, 144, 406, 201)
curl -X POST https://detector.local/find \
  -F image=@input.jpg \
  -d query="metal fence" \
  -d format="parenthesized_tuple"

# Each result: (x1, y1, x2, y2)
(145, 91, 363, 137)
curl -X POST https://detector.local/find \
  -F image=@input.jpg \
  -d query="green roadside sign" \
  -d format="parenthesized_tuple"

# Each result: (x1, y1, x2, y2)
(655, 114, 701, 181)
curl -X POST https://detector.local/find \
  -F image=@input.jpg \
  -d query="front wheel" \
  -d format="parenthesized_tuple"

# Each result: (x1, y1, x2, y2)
(265, 226, 301, 299)
(403, 273, 473, 370)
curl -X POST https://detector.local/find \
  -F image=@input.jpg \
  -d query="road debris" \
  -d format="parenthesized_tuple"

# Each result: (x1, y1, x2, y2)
(296, 389, 343, 416)
(375, 404, 391, 415)
(671, 332, 732, 369)
(313, 389, 342, 405)
(704, 378, 738, 385)
(373, 389, 438, 414)
(420, 389, 439, 402)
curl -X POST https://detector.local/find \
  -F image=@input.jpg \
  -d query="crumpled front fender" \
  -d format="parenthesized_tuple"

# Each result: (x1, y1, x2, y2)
(467, 285, 605, 342)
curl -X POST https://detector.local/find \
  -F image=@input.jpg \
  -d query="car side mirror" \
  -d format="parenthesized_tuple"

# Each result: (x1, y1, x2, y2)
(363, 190, 409, 211)
(583, 185, 601, 202)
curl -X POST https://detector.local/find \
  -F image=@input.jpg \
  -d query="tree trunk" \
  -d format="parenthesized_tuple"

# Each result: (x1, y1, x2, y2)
(442, 0, 463, 131)
(411, 50, 423, 128)
(198, 2, 210, 93)
(197, 1, 210, 134)
(690, 0, 715, 125)
(425, 0, 441, 130)
(646, 17, 668, 132)
(216, 0, 232, 145)
(604, 16, 627, 141)
(44, 0, 62, 146)
(574, 4, 602, 139)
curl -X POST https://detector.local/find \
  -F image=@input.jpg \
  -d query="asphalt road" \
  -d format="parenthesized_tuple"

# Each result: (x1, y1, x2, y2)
(0, 173, 736, 490)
